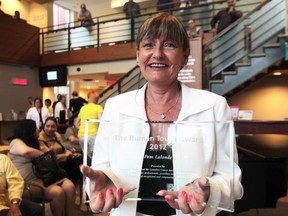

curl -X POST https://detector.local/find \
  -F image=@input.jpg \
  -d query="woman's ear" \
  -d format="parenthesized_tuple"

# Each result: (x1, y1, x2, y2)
(136, 50, 140, 65)
(183, 48, 190, 65)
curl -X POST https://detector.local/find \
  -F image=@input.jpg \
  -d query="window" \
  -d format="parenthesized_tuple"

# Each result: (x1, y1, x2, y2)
(53, 4, 70, 29)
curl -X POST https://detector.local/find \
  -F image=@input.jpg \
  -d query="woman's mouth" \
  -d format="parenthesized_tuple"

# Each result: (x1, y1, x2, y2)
(148, 63, 167, 68)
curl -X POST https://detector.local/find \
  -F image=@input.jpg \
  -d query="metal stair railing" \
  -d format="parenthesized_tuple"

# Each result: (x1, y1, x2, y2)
(203, 0, 286, 90)
(98, 66, 146, 107)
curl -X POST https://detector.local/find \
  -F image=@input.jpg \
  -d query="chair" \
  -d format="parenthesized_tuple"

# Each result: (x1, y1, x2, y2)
(23, 182, 50, 216)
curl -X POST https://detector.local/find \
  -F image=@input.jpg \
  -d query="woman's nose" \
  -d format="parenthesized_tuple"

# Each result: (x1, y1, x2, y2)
(153, 46, 164, 59)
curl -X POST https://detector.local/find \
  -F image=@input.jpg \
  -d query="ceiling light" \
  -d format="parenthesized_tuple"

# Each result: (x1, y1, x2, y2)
(273, 72, 282, 76)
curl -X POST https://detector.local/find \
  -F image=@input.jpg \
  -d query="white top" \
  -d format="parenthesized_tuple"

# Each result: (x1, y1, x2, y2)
(54, 101, 67, 119)
(26, 107, 50, 129)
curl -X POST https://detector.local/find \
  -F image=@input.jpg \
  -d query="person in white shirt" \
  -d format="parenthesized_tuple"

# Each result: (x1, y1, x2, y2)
(54, 95, 68, 122)
(26, 97, 50, 129)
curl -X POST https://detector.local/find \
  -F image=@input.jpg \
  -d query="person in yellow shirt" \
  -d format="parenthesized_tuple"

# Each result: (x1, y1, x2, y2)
(0, 154, 43, 216)
(76, 91, 103, 160)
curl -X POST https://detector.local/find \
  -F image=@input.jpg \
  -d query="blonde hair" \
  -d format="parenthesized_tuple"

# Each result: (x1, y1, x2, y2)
(87, 91, 99, 103)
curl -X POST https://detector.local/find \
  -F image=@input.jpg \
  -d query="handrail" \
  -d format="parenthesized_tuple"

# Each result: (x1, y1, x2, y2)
(43, 1, 211, 31)
(98, 65, 144, 106)
(99, 65, 139, 97)
(40, 1, 230, 54)
(202, 0, 285, 90)
(42, 0, 201, 32)
(204, 0, 270, 48)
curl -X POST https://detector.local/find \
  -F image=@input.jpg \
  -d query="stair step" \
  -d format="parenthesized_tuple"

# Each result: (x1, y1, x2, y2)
(248, 53, 265, 58)
(209, 79, 223, 84)
(278, 34, 286, 39)
(235, 62, 251, 67)
(222, 71, 237, 75)
(263, 43, 281, 49)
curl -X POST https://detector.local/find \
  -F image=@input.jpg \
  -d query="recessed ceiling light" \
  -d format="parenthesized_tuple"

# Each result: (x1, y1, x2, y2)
(273, 72, 282, 76)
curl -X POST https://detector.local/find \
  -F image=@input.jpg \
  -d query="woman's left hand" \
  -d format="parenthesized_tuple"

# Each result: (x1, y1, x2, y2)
(157, 176, 210, 214)
(8, 204, 22, 216)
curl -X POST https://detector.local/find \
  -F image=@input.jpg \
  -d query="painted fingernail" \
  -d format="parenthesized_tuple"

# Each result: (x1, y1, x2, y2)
(108, 188, 113, 195)
(180, 191, 186, 197)
(165, 196, 170, 202)
(99, 192, 104, 200)
(188, 194, 193, 202)
(117, 188, 123, 196)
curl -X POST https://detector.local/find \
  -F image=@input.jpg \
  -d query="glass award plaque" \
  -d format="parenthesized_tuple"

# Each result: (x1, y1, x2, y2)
(82, 120, 237, 212)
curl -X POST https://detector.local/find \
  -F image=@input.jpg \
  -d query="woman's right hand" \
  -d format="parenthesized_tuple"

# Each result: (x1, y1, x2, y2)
(80, 165, 135, 213)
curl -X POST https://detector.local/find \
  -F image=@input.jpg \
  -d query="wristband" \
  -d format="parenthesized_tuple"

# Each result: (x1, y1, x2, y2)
(11, 199, 21, 205)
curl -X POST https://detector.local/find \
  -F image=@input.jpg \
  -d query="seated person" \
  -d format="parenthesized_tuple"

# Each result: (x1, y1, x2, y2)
(64, 117, 82, 154)
(8, 119, 76, 216)
(0, 153, 43, 216)
(38, 117, 83, 182)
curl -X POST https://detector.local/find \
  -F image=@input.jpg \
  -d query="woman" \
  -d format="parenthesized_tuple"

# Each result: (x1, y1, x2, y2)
(26, 97, 50, 130)
(0, 153, 43, 216)
(81, 13, 243, 216)
(64, 117, 82, 153)
(8, 119, 76, 216)
(76, 90, 103, 159)
(38, 117, 82, 182)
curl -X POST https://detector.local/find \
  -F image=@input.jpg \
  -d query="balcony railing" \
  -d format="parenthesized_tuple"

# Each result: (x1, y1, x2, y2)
(40, 0, 261, 55)
(203, 0, 285, 89)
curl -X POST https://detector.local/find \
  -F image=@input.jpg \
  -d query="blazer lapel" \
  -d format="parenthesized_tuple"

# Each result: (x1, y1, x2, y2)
(178, 84, 215, 121)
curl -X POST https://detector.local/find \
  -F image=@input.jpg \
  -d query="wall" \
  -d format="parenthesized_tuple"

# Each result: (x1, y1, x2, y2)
(0, 0, 30, 20)
(28, 2, 49, 28)
(68, 59, 136, 76)
(227, 74, 288, 120)
(286, 0, 288, 33)
(0, 0, 48, 28)
(0, 63, 42, 120)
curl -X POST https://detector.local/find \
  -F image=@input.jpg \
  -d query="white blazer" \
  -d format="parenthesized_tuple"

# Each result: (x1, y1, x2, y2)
(91, 83, 243, 216)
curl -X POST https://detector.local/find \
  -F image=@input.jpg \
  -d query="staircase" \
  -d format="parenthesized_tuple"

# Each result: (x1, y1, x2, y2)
(210, 34, 285, 95)
(206, 0, 286, 96)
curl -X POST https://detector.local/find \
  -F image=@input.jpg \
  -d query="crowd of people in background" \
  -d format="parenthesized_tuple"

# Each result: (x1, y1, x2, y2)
(23, 89, 103, 159)
(0, 89, 103, 215)
(8, 119, 76, 216)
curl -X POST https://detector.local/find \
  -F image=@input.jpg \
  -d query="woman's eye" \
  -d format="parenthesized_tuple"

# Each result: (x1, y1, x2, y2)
(143, 43, 153, 48)
(164, 43, 176, 48)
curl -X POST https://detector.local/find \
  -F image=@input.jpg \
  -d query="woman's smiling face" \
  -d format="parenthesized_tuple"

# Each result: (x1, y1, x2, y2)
(137, 38, 189, 85)
(44, 119, 57, 136)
